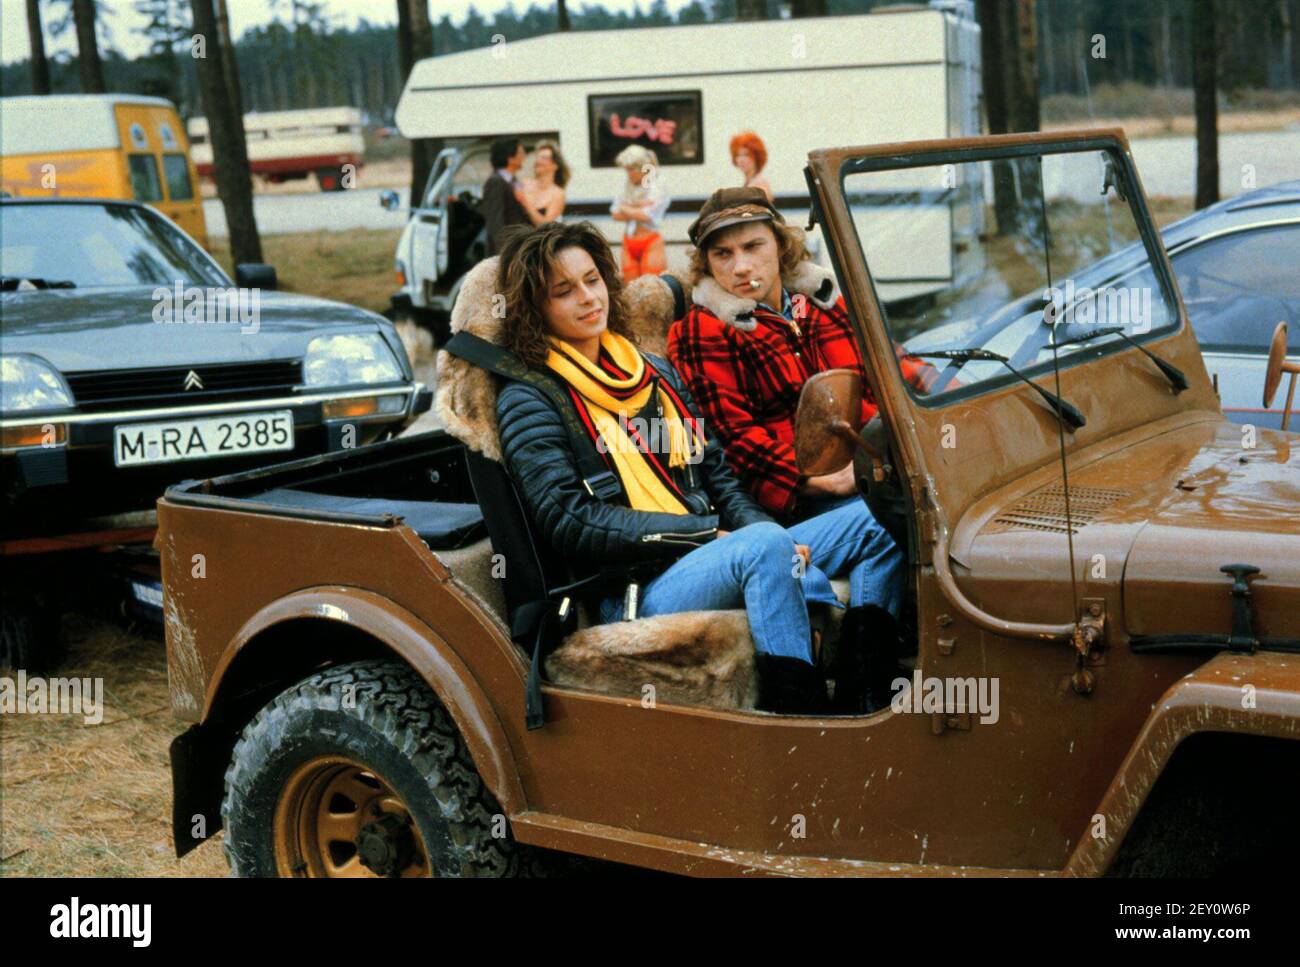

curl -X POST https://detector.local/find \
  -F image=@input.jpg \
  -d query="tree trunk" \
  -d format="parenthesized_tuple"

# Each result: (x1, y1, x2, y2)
(1280, 0, 1295, 89)
(1192, 0, 1219, 209)
(25, 0, 51, 95)
(190, 0, 263, 264)
(557, 0, 571, 31)
(790, 0, 830, 15)
(736, 0, 766, 21)
(979, 0, 1041, 234)
(398, 0, 436, 206)
(72, 0, 106, 93)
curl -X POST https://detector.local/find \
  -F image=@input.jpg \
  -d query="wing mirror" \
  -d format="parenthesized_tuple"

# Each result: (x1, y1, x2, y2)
(235, 263, 276, 291)
(794, 368, 887, 476)
(1264, 321, 1298, 432)
(379, 189, 401, 212)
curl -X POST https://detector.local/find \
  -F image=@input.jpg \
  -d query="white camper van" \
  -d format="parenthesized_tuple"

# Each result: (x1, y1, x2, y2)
(385, 2, 982, 335)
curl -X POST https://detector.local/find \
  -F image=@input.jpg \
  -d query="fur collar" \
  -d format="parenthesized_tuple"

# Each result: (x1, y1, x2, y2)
(690, 259, 840, 332)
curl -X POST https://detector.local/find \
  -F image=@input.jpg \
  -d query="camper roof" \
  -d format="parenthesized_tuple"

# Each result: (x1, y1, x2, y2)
(395, 9, 952, 139)
(0, 94, 175, 156)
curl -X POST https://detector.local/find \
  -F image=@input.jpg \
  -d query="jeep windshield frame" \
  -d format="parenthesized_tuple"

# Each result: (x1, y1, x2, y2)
(836, 135, 1185, 409)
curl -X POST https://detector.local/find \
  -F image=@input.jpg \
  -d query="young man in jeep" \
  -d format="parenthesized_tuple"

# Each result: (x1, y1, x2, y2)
(668, 187, 924, 705)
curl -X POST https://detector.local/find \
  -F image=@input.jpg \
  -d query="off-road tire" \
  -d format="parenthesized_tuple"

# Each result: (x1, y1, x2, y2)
(222, 658, 540, 877)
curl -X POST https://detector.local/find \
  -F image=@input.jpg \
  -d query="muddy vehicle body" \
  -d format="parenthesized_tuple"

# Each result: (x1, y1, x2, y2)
(160, 131, 1299, 877)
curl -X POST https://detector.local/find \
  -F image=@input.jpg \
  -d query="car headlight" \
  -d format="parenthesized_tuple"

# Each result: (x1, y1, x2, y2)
(303, 333, 402, 388)
(1, 355, 74, 413)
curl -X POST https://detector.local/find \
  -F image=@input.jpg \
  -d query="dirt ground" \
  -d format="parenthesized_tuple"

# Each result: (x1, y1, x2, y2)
(0, 192, 1197, 877)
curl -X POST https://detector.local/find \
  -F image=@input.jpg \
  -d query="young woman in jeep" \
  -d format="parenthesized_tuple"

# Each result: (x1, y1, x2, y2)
(491, 220, 901, 713)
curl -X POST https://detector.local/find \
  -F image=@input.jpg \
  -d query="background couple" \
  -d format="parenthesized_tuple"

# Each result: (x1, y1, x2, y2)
(482, 136, 569, 255)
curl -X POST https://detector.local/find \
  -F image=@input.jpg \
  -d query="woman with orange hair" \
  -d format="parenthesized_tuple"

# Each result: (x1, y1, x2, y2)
(730, 130, 773, 203)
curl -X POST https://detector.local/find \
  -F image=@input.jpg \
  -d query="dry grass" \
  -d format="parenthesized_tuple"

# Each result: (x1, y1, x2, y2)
(208, 228, 403, 316)
(0, 615, 229, 877)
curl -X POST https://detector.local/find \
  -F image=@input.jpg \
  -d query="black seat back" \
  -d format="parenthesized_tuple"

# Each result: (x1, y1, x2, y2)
(463, 447, 572, 628)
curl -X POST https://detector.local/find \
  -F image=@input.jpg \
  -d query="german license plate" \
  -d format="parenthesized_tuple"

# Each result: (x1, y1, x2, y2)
(114, 410, 294, 467)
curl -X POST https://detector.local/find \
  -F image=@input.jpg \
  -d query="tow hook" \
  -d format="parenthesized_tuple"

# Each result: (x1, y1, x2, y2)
(1220, 564, 1261, 653)
(1071, 598, 1106, 695)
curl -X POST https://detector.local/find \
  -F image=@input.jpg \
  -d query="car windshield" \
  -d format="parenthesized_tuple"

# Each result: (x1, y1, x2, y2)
(842, 145, 1180, 402)
(0, 202, 228, 289)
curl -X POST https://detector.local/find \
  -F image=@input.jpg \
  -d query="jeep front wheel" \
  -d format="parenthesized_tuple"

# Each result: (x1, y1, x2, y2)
(221, 658, 533, 877)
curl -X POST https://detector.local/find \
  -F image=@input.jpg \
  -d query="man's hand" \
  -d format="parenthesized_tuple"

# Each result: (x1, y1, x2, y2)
(794, 543, 811, 568)
(798, 461, 856, 497)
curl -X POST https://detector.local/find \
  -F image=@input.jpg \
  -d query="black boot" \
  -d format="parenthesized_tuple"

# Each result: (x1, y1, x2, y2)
(829, 605, 906, 715)
(755, 653, 828, 714)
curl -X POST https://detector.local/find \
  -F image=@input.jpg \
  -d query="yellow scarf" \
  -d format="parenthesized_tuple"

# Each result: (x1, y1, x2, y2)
(545, 331, 702, 515)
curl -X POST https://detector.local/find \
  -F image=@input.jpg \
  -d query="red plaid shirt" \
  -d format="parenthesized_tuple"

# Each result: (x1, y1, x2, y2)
(668, 293, 925, 518)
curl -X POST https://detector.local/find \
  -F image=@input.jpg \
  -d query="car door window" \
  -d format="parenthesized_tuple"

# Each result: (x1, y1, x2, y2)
(1172, 223, 1300, 352)
(128, 154, 163, 202)
(162, 154, 194, 201)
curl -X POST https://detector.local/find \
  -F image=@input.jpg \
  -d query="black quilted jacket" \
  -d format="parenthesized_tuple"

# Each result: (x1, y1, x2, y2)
(495, 351, 774, 571)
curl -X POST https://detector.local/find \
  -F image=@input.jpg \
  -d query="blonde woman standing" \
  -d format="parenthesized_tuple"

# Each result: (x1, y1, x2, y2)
(609, 144, 669, 280)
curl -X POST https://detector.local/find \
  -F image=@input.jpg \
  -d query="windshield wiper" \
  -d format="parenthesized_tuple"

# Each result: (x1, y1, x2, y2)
(0, 276, 77, 291)
(907, 348, 1087, 431)
(1053, 326, 1187, 393)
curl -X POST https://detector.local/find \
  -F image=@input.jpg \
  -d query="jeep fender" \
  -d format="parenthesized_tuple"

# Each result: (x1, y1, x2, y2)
(210, 585, 526, 814)
(1065, 649, 1300, 876)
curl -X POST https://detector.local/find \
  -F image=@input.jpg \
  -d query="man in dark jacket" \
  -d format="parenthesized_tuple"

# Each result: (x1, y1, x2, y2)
(482, 137, 532, 255)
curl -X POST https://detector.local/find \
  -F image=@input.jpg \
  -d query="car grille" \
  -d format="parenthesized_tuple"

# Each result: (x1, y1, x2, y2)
(65, 360, 302, 411)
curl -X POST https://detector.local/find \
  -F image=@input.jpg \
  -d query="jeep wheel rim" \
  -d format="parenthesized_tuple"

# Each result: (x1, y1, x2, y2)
(274, 756, 430, 877)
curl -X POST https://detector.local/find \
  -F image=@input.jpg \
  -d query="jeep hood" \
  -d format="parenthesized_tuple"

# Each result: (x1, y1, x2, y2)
(959, 419, 1299, 640)
(1118, 423, 1299, 640)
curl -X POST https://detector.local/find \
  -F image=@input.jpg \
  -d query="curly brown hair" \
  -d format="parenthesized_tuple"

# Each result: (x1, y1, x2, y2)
(497, 221, 635, 369)
(687, 218, 811, 287)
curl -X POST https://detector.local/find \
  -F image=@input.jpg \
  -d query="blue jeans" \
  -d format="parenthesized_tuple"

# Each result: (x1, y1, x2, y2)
(598, 498, 904, 664)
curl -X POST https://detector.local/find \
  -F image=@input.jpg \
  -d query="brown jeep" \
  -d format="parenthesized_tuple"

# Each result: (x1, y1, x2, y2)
(158, 131, 1299, 877)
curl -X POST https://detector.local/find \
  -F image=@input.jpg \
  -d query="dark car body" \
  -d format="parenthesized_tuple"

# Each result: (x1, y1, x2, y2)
(1159, 180, 1300, 428)
(0, 198, 431, 531)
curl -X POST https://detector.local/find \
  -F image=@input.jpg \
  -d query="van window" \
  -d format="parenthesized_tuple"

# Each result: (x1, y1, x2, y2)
(128, 154, 163, 202)
(163, 154, 194, 201)
(588, 91, 703, 167)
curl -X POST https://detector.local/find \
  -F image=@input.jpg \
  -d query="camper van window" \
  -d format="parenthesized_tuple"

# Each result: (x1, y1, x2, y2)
(128, 154, 163, 202)
(163, 155, 194, 201)
(588, 91, 703, 167)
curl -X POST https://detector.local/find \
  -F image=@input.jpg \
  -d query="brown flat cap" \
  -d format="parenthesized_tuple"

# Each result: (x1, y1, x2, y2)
(688, 186, 783, 247)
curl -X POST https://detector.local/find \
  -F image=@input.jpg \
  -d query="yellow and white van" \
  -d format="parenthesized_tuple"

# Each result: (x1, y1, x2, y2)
(0, 94, 208, 247)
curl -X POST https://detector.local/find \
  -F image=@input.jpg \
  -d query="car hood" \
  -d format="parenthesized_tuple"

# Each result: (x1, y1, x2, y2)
(958, 419, 1300, 640)
(1118, 423, 1299, 639)
(0, 286, 395, 373)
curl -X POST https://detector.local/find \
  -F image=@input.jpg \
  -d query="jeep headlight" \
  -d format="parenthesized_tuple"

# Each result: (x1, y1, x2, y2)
(1, 355, 74, 413)
(303, 333, 402, 388)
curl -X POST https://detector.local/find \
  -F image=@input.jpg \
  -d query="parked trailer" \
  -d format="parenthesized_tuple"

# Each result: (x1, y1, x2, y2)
(386, 2, 982, 332)
(188, 106, 365, 192)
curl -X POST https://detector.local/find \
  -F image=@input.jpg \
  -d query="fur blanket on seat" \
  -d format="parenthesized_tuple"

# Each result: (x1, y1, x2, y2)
(545, 610, 758, 710)
(432, 257, 759, 711)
